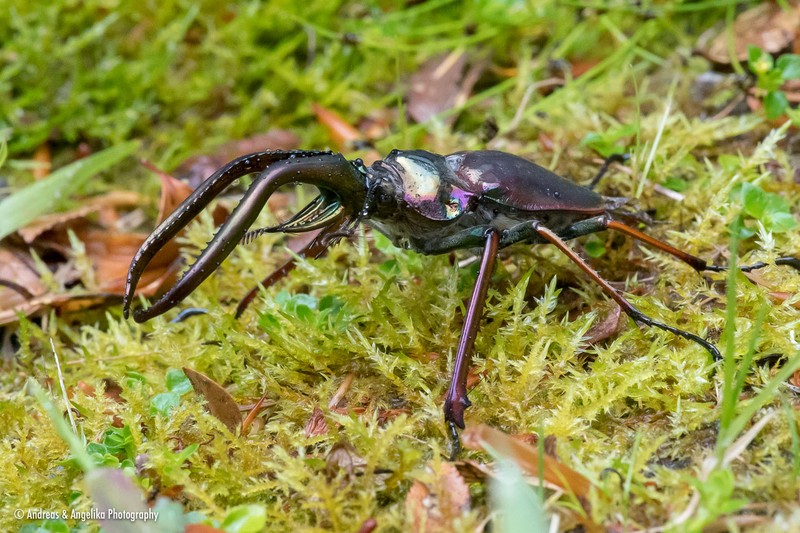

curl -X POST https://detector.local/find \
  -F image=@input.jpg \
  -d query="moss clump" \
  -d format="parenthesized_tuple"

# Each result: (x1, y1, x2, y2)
(4, 1, 800, 531)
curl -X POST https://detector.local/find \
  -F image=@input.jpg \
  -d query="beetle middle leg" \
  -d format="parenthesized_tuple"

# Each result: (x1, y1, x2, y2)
(443, 228, 500, 457)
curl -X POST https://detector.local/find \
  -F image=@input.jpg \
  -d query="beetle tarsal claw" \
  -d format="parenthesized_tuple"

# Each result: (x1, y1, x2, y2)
(447, 421, 462, 460)
(629, 310, 721, 361)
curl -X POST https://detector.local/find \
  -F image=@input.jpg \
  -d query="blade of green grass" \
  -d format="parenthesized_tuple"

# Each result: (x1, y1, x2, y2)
(28, 377, 94, 473)
(0, 140, 139, 240)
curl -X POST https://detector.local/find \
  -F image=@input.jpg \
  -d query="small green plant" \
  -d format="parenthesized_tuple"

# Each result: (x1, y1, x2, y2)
(150, 368, 192, 417)
(729, 181, 798, 238)
(747, 45, 800, 120)
(581, 124, 637, 157)
(63, 425, 137, 472)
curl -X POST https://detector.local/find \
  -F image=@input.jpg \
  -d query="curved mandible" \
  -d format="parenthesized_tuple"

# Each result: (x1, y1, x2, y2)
(123, 150, 332, 317)
(127, 153, 363, 322)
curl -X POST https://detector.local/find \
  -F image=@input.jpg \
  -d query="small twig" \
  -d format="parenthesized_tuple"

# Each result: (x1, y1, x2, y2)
(241, 390, 274, 435)
(329, 373, 355, 410)
(50, 338, 77, 435)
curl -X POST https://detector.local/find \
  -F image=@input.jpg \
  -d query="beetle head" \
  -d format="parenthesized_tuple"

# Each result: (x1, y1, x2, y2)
(365, 149, 469, 222)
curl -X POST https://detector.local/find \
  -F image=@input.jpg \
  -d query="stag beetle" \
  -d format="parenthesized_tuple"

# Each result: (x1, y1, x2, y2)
(123, 149, 789, 447)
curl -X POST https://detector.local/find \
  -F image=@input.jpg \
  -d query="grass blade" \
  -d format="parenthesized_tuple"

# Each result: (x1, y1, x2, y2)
(0, 141, 139, 240)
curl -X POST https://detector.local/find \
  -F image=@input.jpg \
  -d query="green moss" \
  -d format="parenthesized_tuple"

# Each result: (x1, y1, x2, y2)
(4, 1, 800, 531)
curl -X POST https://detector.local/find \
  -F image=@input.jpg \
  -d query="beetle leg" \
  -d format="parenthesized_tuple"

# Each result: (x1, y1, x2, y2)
(776, 257, 800, 272)
(444, 228, 500, 450)
(588, 153, 629, 190)
(412, 226, 492, 255)
(604, 219, 798, 273)
(235, 215, 353, 318)
(531, 222, 722, 361)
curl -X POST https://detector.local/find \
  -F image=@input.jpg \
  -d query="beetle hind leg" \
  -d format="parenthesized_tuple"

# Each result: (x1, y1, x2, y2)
(532, 222, 722, 361)
(604, 219, 800, 274)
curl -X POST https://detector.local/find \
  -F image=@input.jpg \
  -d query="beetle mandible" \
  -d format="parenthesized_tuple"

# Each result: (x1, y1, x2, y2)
(123, 149, 788, 445)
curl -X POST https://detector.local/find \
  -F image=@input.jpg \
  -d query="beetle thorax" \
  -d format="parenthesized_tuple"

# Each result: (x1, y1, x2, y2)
(365, 150, 469, 222)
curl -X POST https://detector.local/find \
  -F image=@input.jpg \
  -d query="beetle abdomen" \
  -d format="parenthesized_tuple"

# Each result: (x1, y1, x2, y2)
(446, 151, 605, 214)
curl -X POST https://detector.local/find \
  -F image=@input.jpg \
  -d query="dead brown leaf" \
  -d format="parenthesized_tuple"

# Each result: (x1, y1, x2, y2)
(453, 459, 492, 483)
(304, 405, 329, 438)
(183, 367, 242, 433)
(461, 424, 592, 506)
(312, 103, 381, 164)
(407, 51, 484, 125)
(17, 191, 145, 244)
(0, 248, 47, 310)
(582, 302, 624, 346)
(174, 130, 300, 188)
(697, 2, 800, 64)
(325, 440, 367, 481)
(0, 292, 118, 326)
(241, 391, 276, 435)
(79, 229, 181, 294)
(405, 462, 470, 533)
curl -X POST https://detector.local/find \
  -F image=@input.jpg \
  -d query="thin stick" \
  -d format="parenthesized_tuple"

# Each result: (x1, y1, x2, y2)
(50, 338, 77, 435)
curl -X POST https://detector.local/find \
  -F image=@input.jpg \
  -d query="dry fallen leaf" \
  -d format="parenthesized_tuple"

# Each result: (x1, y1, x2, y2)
(407, 51, 484, 125)
(183, 367, 242, 433)
(697, 2, 800, 64)
(405, 461, 470, 533)
(0, 248, 47, 310)
(582, 302, 624, 346)
(453, 459, 492, 483)
(312, 103, 381, 165)
(325, 440, 367, 481)
(241, 391, 276, 435)
(461, 424, 592, 506)
(79, 229, 181, 294)
(175, 129, 301, 188)
(304, 405, 329, 438)
(0, 293, 118, 326)
(17, 190, 145, 244)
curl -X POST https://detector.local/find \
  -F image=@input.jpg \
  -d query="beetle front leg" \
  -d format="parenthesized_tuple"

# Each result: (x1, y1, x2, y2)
(235, 216, 352, 318)
(444, 228, 500, 456)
